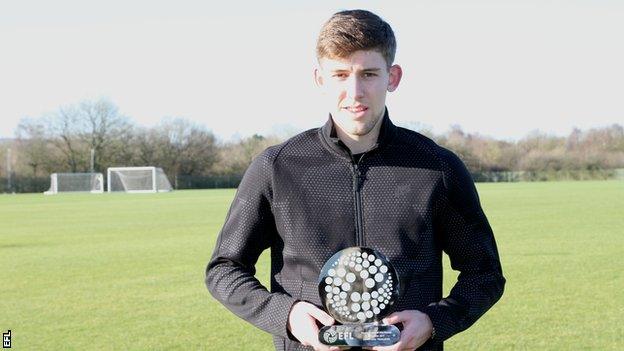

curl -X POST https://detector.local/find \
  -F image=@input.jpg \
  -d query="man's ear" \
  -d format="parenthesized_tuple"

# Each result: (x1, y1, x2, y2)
(387, 64, 403, 92)
(314, 68, 324, 87)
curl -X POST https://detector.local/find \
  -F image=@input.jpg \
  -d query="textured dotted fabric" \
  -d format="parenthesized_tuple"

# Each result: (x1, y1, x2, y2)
(206, 111, 505, 351)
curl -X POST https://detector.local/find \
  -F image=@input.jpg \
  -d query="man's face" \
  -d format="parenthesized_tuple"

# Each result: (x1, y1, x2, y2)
(315, 50, 402, 137)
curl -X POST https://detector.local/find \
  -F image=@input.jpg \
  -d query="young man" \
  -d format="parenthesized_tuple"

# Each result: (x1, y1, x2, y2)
(206, 9, 505, 351)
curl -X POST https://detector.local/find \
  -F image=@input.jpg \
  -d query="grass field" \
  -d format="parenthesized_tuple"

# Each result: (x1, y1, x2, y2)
(1, 181, 623, 350)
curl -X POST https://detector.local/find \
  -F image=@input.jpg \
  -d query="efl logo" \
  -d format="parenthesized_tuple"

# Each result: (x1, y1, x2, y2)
(2, 330, 10, 349)
(323, 329, 338, 343)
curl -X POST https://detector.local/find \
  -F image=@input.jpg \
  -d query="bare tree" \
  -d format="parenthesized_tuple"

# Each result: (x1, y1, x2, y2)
(45, 104, 85, 172)
(212, 134, 281, 176)
(76, 99, 133, 171)
(15, 118, 58, 176)
(134, 118, 219, 180)
(41, 98, 133, 172)
(0, 142, 7, 178)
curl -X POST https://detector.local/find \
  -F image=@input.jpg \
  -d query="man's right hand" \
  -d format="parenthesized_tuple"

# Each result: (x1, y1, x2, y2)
(287, 301, 340, 351)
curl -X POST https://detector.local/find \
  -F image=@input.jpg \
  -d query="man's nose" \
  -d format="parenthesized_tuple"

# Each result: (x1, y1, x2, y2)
(345, 76, 364, 99)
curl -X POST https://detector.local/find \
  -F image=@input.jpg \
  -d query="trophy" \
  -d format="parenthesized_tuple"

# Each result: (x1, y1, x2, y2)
(318, 247, 401, 347)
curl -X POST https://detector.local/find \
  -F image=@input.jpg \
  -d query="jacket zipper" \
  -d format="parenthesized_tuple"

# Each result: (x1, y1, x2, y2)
(352, 154, 366, 247)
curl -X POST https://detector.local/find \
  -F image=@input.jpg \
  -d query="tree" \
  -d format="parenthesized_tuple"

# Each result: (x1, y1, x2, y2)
(75, 99, 133, 172)
(45, 104, 85, 172)
(15, 118, 58, 176)
(134, 118, 219, 180)
(43, 98, 133, 172)
(212, 134, 281, 176)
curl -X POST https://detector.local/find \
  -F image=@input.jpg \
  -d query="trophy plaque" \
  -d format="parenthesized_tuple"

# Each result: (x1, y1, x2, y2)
(318, 247, 401, 347)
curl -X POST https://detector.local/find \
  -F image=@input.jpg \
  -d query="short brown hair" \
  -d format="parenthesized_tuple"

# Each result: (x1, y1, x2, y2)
(316, 9, 396, 67)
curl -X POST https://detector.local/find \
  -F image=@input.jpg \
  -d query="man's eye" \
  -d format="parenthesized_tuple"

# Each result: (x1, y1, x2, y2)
(363, 72, 377, 78)
(333, 73, 348, 79)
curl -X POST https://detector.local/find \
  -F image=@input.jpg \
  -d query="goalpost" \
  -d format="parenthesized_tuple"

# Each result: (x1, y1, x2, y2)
(107, 167, 173, 193)
(44, 173, 104, 195)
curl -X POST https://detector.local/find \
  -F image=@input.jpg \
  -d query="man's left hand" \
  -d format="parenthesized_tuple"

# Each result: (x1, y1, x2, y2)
(366, 310, 433, 351)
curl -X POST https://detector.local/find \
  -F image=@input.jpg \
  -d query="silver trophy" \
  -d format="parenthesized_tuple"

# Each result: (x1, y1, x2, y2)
(318, 247, 401, 347)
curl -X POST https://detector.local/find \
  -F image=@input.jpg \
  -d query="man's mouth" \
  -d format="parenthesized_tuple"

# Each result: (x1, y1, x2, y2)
(343, 106, 368, 113)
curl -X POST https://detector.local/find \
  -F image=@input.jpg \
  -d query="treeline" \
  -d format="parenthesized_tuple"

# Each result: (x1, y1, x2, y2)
(1, 98, 623, 192)
(1, 99, 279, 192)
(430, 124, 624, 178)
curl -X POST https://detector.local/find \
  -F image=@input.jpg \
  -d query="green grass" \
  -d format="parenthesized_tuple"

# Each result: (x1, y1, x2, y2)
(1, 181, 623, 350)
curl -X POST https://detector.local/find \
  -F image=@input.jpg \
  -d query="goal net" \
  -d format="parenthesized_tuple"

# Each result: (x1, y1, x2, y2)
(44, 173, 104, 195)
(107, 167, 173, 193)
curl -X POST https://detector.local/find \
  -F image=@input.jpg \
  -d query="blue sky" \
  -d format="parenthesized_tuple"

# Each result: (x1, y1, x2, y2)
(1, 0, 622, 141)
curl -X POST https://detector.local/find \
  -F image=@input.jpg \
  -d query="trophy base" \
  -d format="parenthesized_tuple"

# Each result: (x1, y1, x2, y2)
(319, 323, 400, 347)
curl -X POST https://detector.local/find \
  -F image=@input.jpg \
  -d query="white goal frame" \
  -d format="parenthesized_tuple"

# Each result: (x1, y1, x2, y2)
(44, 172, 104, 195)
(107, 166, 172, 193)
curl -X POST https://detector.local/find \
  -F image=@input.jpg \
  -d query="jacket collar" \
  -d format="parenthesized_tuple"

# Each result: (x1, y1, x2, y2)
(319, 107, 398, 159)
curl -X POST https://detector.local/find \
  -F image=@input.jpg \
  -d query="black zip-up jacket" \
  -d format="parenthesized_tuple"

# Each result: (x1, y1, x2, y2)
(206, 111, 505, 350)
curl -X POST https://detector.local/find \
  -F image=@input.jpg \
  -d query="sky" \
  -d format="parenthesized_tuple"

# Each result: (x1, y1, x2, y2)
(1, 0, 623, 142)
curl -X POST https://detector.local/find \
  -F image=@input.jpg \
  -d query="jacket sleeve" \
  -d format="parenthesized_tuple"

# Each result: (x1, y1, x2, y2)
(422, 149, 506, 344)
(205, 150, 298, 338)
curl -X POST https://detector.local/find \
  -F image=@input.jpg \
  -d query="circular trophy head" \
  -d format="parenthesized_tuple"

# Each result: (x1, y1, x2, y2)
(318, 247, 400, 324)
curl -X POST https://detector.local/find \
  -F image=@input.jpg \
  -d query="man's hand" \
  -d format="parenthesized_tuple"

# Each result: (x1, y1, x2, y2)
(368, 310, 433, 351)
(287, 301, 340, 351)
(288, 301, 340, 351)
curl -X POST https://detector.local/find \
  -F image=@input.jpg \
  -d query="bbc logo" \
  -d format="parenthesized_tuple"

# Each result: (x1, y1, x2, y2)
(2, 330, 10, 349)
